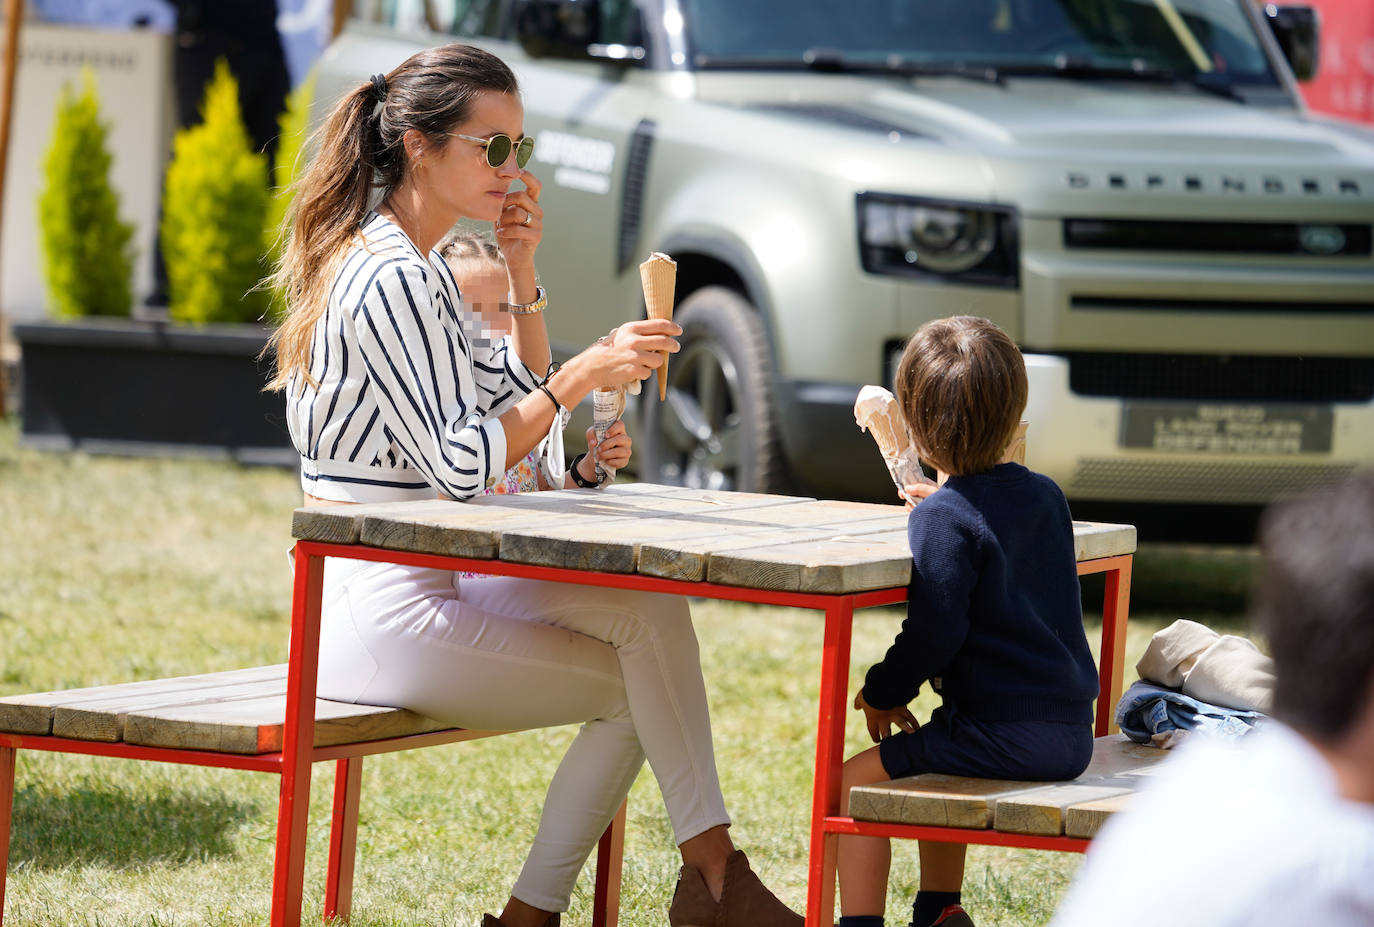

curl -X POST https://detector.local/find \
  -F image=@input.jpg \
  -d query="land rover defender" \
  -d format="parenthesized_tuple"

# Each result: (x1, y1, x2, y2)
(317, 0, 1374, 507)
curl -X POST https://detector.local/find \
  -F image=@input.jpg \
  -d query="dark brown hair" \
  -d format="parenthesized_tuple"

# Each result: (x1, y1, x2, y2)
(1253, 473, 1374, 741)
(266, 44, 518, 390)
(893, 315, 1027, 476)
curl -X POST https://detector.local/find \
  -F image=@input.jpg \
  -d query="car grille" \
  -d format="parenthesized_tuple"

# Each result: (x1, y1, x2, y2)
(1063, 219, 1372, 256)
(1065, 352, 1374, 403)
(1071, 458, 1358, 504)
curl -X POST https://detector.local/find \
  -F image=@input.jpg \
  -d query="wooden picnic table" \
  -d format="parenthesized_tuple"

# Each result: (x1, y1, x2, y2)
(286, 482, 1136, 927)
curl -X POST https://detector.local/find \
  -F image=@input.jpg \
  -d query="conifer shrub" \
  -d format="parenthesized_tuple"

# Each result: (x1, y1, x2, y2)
(37, 68, 135, 318)
(265, 72, 316, 318)
(161, 58, 269, 325)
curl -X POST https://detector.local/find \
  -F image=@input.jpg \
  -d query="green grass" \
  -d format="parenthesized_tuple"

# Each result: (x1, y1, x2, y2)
(0, 421, 1257, 926)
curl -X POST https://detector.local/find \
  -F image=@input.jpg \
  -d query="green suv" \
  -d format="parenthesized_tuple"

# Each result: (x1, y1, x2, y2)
(318, 0, 1374, 505)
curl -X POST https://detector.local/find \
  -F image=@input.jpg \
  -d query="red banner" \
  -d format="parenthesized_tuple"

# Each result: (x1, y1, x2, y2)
(1303, 0, 1374, 125)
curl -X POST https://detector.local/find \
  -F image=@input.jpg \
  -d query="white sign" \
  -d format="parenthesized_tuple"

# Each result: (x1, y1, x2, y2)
(2, 23, 172, 320)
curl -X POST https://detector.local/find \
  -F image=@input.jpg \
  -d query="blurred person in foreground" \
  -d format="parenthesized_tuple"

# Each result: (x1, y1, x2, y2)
(1051, 473, 1374, 927)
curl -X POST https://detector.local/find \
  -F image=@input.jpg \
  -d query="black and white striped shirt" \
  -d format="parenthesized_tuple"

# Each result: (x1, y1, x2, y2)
(286, 212, 542, 502)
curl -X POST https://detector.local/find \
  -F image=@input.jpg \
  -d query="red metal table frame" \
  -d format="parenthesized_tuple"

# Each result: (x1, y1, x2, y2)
(0, 541, 1129, 927)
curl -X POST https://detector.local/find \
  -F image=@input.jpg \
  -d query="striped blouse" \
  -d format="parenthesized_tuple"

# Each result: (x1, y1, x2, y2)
(285, 212, 546, 503)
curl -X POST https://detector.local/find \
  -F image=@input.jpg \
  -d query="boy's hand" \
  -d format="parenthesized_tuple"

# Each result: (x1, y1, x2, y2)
(854, 689, 918, 743)
(901, 481, 939, 511)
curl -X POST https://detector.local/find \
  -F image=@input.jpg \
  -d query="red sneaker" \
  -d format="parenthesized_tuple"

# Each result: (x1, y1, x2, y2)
(923, 904, 975, 927)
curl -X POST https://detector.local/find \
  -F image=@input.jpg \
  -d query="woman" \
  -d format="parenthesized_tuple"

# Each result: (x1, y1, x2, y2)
(266, 43, 801, 927)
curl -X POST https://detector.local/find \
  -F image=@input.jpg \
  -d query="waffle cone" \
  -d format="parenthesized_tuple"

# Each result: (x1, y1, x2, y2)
(640, 252, 677, 400)
(854, 385, 932, 501)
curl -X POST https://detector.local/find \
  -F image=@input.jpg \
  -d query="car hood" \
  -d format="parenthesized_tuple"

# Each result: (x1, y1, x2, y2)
(718, 74, 1374, 215)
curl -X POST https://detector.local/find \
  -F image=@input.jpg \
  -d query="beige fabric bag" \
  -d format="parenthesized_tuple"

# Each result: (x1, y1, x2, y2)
(1136, 618, 1274, 713)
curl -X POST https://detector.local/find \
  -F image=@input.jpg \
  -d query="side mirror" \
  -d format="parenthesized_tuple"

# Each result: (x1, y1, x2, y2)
(515, 0, 646, 63)
(1264, 4, 1320, 82)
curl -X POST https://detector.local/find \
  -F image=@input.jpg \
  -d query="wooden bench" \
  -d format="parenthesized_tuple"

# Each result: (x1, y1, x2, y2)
(848, 735, 1165, 847)
(0, 666, 627, 926)
(822, 572, 1144, 857)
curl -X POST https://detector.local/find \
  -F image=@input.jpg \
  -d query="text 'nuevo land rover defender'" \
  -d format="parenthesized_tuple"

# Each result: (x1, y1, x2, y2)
(318, 0, 1374, 509)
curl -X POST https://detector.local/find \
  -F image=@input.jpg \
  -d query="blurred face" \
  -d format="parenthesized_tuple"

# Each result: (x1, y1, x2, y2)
(457, 264, 512, 336)
(420, 90, 526, 223)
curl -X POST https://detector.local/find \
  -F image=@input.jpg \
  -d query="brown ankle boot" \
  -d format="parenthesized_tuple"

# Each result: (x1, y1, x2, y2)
(668, 850, 804, 927)
(481, 914, 560, 927)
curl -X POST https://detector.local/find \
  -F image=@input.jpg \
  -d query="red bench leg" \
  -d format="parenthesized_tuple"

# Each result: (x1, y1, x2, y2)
(1, 746, 15, 927)
(273, 545, 326, 927)
(591, 799, 627, 927)
(325, 757, 363, 924)
(806, 598, 855, 927)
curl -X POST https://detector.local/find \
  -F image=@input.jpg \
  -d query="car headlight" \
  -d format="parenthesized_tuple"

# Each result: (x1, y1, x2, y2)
(857, 193, 1019, 287)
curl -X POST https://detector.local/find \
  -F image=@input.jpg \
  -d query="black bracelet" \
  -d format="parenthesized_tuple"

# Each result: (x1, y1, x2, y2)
(538, 381, 561, 412)
(568, 452, 608, 488)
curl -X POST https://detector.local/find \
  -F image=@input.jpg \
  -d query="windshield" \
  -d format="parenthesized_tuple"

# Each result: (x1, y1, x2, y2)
(681, 0, 1279, 86)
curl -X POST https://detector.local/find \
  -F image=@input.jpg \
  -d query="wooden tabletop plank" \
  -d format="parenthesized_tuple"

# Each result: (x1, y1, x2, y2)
(638, 522, 896, 582)
(707, 530, 913, 593)
(362, 505, 587, 559)
(703, 499, 906, 531)
(293, 500, 444, 544)
(1071, 521, 1137, 561)
(497, 516, 650, 573)
(123, 695, 453, 754)
(0, 665, 286, 736)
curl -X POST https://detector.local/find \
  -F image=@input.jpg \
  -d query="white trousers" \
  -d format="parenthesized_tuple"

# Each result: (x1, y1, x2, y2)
(315, 557, 732, 912)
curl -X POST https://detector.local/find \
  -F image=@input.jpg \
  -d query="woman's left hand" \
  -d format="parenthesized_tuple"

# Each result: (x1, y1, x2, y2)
(585, 420, 632, 473)
(494, 169, 543, 274)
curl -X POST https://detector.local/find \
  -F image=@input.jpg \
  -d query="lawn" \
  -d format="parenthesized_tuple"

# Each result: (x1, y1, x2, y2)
(0, 421, 1258, 926)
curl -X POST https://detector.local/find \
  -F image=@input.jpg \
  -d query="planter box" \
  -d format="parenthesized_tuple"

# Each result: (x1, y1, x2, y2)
(14, 319, 294, 465)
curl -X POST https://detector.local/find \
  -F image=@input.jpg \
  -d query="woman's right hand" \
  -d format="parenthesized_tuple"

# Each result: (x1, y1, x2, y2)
(580, 319, 682, 389)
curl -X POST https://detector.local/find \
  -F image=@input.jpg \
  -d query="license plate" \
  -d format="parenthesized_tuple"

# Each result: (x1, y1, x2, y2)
(1120, 402, 1333, 454)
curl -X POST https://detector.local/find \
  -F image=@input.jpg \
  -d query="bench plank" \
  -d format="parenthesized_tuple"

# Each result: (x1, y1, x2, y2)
(52, 677, 288, 743)
(0, 665, 286, 736)
(993, 784, 1135, 836)
(123, 695, 451, 754)
(849, 775, 1051, 829)
(1064, 793, 1134, 839)
(848, 736, 1165, 833)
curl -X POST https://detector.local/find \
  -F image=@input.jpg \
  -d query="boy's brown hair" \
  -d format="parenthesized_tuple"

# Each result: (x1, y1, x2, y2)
(894, 315, 1028, 477)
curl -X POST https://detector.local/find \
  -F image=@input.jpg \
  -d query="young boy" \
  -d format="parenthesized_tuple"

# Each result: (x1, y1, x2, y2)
(837, 316, 1100, 927)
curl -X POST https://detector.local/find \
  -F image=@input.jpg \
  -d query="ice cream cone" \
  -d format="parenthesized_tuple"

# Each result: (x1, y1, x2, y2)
(854, 385, 932, 500)
(639, 252, 677, 401)
(1001, 420, 1029, 466)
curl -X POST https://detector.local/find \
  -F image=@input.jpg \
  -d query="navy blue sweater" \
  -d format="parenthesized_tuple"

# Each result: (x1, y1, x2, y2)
(862, 463, 1099, 724)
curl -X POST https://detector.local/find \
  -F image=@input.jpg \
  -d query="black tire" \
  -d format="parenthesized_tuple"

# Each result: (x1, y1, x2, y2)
(640, 286, 781, 492)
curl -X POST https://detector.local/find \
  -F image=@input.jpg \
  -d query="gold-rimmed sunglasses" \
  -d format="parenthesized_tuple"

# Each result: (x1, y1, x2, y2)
(449, 132, 535, 169)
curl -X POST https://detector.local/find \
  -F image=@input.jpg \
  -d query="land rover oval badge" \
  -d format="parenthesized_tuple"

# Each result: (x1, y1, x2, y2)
(1299, 224, 1346, 255)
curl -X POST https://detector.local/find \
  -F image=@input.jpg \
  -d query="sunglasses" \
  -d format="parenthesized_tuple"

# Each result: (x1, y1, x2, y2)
(450, 132, 535, 169)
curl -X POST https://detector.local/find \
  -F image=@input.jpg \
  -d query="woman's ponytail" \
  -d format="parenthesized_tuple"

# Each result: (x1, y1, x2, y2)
(265, 44, 519, 392)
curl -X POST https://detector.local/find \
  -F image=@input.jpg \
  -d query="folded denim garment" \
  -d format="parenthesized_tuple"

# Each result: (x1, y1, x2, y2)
(1115, 680, 1266, 747)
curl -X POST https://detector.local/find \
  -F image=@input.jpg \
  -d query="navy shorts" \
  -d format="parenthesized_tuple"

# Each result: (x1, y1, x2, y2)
(877, 704, 1093, 782)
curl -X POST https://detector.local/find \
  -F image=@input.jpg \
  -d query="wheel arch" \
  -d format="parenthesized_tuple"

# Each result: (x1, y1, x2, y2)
(654, 229, 781, 368)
